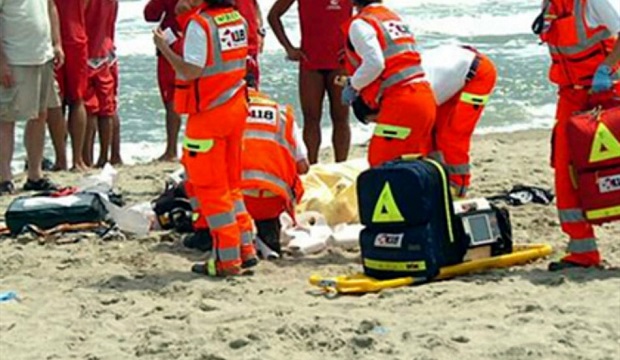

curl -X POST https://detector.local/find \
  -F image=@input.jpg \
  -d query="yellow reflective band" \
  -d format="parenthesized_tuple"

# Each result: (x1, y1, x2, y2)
(183, 137, 214, 153)
(585, 205, 620, 221)
(372, 182, 405, 223)
(364, 258, 427, 272)
(460, 92, 490, 106)
(213, 11, 241, 25)
(401, 154, 422, 161)
(425, 159, 455, 243)
(249, 96, 276, 106)
(374, 124, 411, 140)
(589, 122, 620, 163)
(207, 258, 217, 276)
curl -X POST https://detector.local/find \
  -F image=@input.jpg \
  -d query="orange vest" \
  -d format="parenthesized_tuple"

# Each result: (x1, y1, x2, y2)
(174, 6, 248, 114)
(342, 5, 424, 109)
(241, 89, 304, 208)
(539, 0, 618, 87)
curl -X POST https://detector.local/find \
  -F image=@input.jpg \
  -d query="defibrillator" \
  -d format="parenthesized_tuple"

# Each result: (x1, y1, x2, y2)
(453, 198, 513, 260)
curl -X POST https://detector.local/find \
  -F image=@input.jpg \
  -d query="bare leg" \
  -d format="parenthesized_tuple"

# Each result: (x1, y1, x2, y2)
(110, 113, 123, 165)
(25, 112, 48, 181)
(95, 115, 113, 168)
(47, 106, 68, 171)
(325, 70, 351, 162)
(299, 68, 327, 164)
(68, 101, 88, 171)
(158, 101, 181, 162)
(83, 114, 97, 167)
(0, 121, 15, 182)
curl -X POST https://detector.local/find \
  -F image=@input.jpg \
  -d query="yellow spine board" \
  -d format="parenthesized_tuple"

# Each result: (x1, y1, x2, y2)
(309, 244, 553, 294)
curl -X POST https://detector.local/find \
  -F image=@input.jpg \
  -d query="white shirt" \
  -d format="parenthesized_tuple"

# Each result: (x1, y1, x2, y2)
(586, 0, 620, 34)
(0, 0, 54, 65)
(292, 121, 308, 162)
(183, 19, 208, 67)
(347, 4, 386, 90)
(421, 46, 476, 105)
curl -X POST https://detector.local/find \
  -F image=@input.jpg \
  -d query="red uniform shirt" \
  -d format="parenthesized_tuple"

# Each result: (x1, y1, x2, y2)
(54, 0, 87, 46)
(144, 0, 180, 33)
(85, 0, 118, 59)
(299, 0, 352, 70)
(235, 0, 259, 55)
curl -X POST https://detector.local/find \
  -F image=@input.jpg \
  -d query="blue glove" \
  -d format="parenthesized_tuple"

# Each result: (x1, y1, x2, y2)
(592, 64, 613, 93)
(341, 81, 358, 105)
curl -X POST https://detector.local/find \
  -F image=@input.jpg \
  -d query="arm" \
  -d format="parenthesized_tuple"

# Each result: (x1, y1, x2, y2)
(603, 40, 620, 68)
(144, 0, 166, 22)
(348, 19, 385, 90)
(268, 0, 305, 60)
(153, 20, 204, 80)
(48, 0, 64, 67)
(291, 116, 310, 174)
(255, 0, 264, 30)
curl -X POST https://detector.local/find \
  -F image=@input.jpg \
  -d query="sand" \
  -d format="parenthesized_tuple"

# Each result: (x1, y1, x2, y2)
(1, 130, 619, 360)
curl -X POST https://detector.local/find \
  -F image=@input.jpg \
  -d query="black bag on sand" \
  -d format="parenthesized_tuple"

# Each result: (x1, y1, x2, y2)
(5, 193, 107, 235)
(152, 180, 193, 233)
(357, 157, 468, 281)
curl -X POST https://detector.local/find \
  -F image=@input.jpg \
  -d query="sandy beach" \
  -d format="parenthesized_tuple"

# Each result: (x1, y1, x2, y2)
(1, 129, 619, 360)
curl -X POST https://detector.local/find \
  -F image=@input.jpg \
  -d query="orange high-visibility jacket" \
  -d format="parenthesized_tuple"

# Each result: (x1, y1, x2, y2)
(539, 0, 618, 87)
(174, 6, 248, 114)
(241, 89, 304, 208)
(342, 5, 425, 109)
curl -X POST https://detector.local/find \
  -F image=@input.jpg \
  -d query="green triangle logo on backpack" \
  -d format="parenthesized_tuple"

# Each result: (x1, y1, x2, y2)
(372, 182, 405, 223)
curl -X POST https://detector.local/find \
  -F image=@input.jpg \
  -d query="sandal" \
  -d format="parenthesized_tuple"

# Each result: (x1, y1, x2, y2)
(23, 177, 59, 192)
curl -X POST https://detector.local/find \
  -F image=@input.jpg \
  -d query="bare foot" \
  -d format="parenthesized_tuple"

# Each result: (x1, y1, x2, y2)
(95, 159, 108, 169)
(110, 157, 124, 166)
(71, 162, 89, 173)
(157, 153, 178, 162)
(51, 163, 68, 172)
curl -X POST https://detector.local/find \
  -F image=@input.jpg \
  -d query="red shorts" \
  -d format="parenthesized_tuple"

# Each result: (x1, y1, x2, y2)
(110, 61, 119, 112)
(55, 43, 88, 103)
(157, 56, 175, 104)
(84, 63, 115, 116)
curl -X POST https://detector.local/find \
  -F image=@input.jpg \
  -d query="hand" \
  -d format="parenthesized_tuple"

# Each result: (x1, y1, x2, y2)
(53, 44, 65, 69)
(0, 61, 13, 88)
(153, 28, 169, 52)
(592, 64, 613, 93)
(341, 81, 358, 105)
(285, 47, 307, 62)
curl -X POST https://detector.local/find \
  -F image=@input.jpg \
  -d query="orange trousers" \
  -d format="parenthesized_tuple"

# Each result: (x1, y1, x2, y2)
(183, 93, 256, 274)
(432, 54, 497, 198)
(553, 84, 620, 266)
(369, 81, 436, 167)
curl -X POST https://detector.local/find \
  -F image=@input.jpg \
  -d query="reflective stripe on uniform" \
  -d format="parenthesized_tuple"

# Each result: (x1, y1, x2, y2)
(208, 79, 245, 110)
(242, 170, 295, 202)
(217, 246, 241, 262)
(244, 130, 295, 156)
(445, 163, 470, 176)
(567, 237, 598, 253)
(547, 0, 612, 56)
(428, 151, 445, 164)
(189, 197, 200, 210)
(376, 65, 424, 103)
(460, 92, 490, 106)
(183, 137, 214, 153)
(233, 199, 246, 215)
(243, 189, 278, 198)
(558, 208, 586, 223)
(241, 231, 253, 246)
(206, 211, 236, 230)
(374, 124, 411, 139)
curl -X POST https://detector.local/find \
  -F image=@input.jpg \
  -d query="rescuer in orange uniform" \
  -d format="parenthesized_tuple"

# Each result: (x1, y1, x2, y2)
(533, 0, 620, 270)
(341, 0, 436, 167)
(183, 60, 309, 256)
(241, 61, 308, 255)
(154, 0, 258, 276)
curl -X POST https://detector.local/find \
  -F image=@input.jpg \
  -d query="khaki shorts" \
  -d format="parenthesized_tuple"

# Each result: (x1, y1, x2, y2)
(0, 60, 61, 122)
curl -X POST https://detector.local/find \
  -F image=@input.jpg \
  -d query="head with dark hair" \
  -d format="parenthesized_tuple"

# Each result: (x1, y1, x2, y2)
(205, 0, 235, 8)
(352, 0, 382, 7)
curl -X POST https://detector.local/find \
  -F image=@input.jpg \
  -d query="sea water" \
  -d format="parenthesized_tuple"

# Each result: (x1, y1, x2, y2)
(11, 0, 557, 169)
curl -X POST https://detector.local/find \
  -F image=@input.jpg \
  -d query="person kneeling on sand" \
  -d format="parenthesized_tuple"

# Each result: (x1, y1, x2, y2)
(185, 60, 309, 258)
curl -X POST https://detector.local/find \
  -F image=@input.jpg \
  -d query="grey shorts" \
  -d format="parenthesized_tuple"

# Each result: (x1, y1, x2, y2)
(0, 60, 61, 122)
